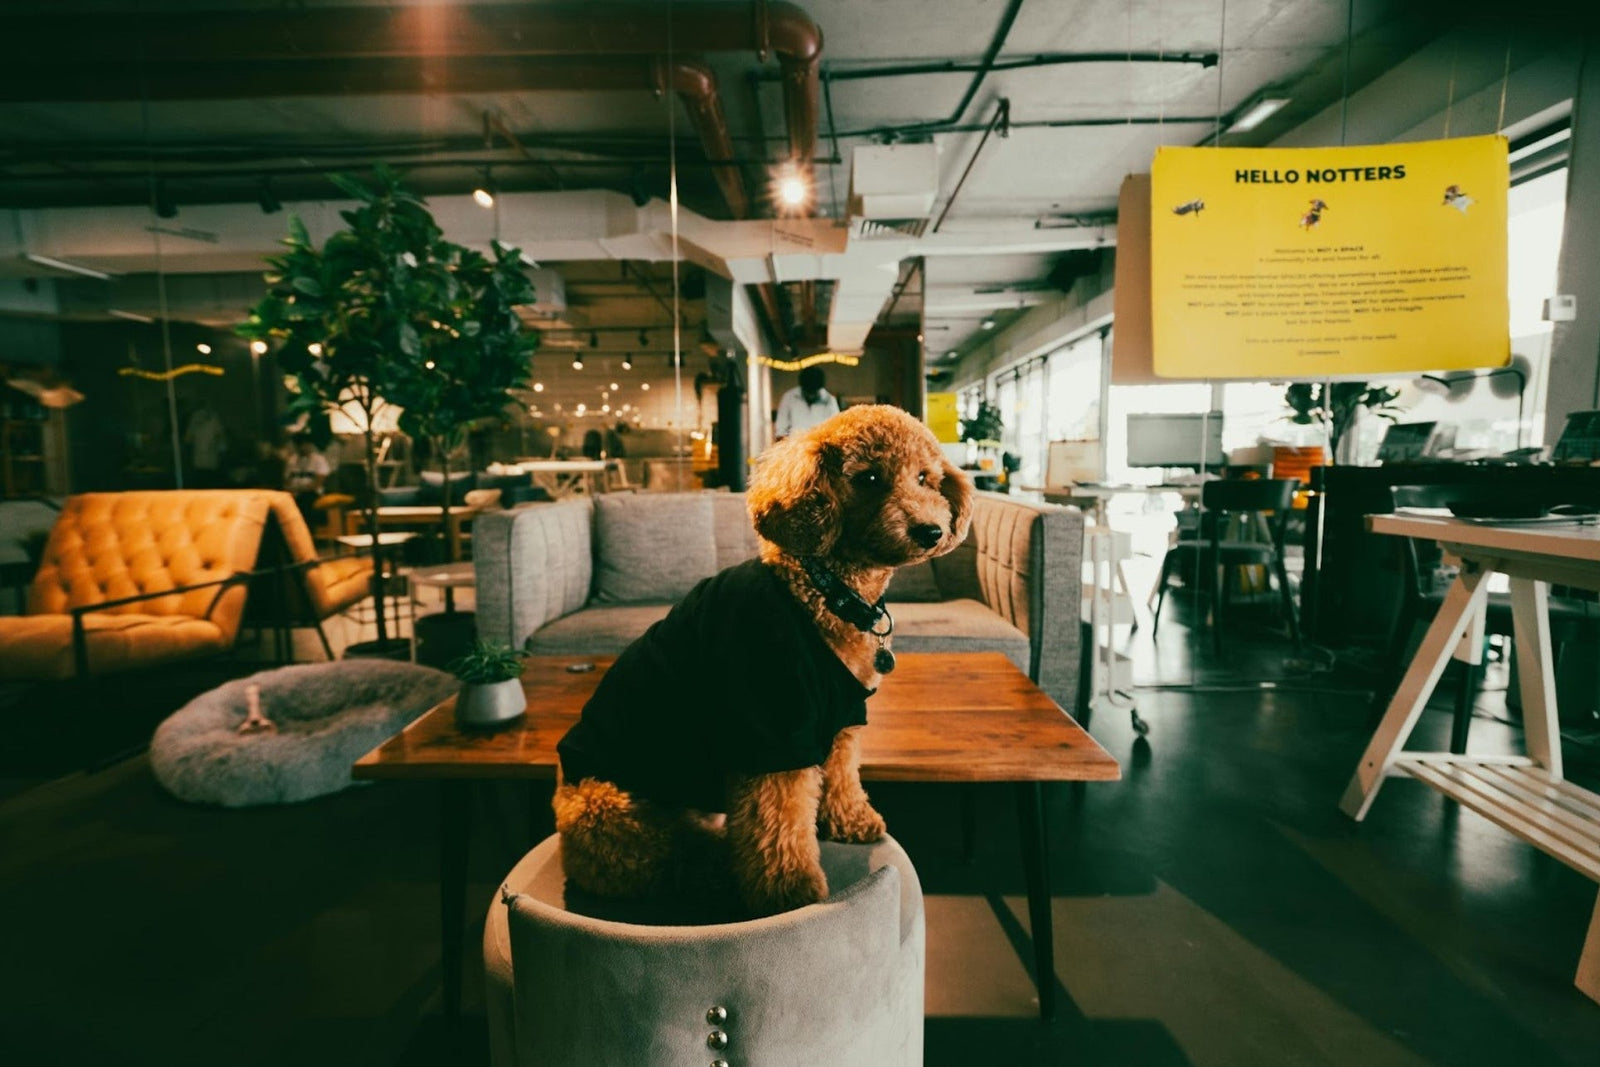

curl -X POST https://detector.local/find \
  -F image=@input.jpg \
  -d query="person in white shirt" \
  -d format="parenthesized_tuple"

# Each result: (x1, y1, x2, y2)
(774, 366, 841, 438)
(283, 433, 332, 520)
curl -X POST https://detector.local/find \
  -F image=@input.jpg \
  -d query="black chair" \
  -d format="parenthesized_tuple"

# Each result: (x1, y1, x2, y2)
(1152, 478, 1301, 654)
(1374, 484, 1600, 753)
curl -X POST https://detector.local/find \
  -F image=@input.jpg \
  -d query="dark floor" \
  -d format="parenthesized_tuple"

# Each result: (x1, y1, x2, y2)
(3, 594, 1600, 1066)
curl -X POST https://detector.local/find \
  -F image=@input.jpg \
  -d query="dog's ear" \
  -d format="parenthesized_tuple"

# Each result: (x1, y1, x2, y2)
(749, 435, 842, 557)
(940, 459, 974, 543)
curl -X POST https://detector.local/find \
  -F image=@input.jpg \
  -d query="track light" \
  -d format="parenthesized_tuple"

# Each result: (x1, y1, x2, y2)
(152, 180, 178, 219)
(621, 355, 633, 370)
(257, 177, 282, 214)
(196, 343, 212, 355)
(980, 316, 997, 330)
(532, 382, 544, 392)
(249, 340, 268, 355)
(25, 253, 111, 281)
(473, 168, 495, 209)
(1227, 95, 1290, 133)
(572, 356, 584, 370)
(641, 382, 651, 391)
(638, 329, 649, 346)
(589, 331, 600, 348)
(609, 382, 619, 392)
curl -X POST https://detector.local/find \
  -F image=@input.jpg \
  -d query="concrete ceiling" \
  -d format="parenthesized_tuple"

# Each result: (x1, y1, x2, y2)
(0, 0, 1447, 364)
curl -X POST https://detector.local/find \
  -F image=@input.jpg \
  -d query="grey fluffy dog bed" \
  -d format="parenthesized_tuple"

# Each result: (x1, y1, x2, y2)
(151, 660, 457, 807)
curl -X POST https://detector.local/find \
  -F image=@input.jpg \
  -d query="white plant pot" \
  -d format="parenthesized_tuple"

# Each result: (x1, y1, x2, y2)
(456, 678, 527, 727)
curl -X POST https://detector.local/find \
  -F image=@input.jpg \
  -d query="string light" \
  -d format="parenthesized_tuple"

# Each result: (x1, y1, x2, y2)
(249, 340, 267, 355)
(756, 352, 861, 371)
(195, 343, 212, 355)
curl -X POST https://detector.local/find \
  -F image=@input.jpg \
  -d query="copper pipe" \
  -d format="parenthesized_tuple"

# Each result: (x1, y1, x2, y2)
(9, 2, 823, 171)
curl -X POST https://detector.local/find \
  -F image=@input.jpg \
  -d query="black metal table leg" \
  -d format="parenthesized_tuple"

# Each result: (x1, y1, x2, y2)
(440, 780, 472, 1021)
(960, 785, 980, 865)
(1015, 781, 1056, 1021)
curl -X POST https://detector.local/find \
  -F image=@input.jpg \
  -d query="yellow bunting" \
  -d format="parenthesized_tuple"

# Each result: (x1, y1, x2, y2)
(117, 364, 225, 381)
(756, 352, 861, 371)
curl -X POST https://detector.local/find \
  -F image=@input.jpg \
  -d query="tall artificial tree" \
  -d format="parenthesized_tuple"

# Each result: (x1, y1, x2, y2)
(238, 166, 537, 647)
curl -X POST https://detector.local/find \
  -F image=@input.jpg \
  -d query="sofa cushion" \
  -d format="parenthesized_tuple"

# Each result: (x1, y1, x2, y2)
(418, 470, 475, 507)
(884, 561, 941, 603)
(888, 598, 1030, 672)
(527, 604, 672, 655)
(711, 492, 760, 571)
(0, 612, 229, 681)
(592, 494, 717, 603)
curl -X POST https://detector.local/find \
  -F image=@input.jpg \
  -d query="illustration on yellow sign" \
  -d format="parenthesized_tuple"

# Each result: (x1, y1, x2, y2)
(1150, 135, 1508, 380)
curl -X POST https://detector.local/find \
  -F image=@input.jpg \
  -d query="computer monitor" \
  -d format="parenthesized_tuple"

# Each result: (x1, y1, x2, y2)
(1553, 410, 1600, 462)
(1377, 421, 1441, 463)
(1125, 412, 1224, 469)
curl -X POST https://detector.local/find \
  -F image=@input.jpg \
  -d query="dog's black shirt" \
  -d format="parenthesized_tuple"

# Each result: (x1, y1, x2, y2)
(556, 558, 872, 811)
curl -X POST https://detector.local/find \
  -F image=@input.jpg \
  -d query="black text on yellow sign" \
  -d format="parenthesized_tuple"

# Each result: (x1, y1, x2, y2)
(1150, 135, 1509, 380)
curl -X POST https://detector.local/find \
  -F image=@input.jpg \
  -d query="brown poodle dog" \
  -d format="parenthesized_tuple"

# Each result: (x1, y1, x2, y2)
(553, 404, 973, 915)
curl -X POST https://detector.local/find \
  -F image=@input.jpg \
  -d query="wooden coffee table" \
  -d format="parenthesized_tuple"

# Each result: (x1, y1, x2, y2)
(354, 651, 1120, 1020)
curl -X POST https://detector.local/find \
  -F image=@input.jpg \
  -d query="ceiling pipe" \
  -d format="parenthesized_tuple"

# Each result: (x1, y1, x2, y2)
(5, 3, 822, 172)
(6, 1, 820, 353)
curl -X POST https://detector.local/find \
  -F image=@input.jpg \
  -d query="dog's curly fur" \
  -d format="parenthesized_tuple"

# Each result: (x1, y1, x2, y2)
(554, 405, 973, 914)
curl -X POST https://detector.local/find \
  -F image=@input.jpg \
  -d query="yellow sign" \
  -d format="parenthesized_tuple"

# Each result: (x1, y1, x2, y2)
(925, 392, 959, 443)
(1150, 135, 1508, 379)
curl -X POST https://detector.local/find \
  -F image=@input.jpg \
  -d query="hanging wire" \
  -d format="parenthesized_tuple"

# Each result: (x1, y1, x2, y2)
(1496, 41, 1513, 133)
(1339, 0, 1354, 146)
(1443, 39, 1460, 138)
(138, 72, 183, 488)
(668, 0, 684, 451)
(1213, 0, 1228, 144)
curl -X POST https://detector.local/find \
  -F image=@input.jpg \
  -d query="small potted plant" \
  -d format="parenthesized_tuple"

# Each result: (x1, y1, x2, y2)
(449, 640, 527, 727)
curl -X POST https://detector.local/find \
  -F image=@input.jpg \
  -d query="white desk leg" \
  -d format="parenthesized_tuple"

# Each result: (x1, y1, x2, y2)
(1509, 578, 1563, 781)
(1578, 891, 1600, 1005)
(1340, 566, 1490, 820)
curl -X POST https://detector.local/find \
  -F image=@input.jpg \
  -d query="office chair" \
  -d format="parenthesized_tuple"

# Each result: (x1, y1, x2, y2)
(1373, 484, 1600, 753)
(1151, 478, 1301, 654)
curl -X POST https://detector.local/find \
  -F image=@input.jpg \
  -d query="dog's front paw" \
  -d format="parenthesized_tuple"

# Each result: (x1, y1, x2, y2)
(819, 799, 887, 843)
(744, 862, 828, 915)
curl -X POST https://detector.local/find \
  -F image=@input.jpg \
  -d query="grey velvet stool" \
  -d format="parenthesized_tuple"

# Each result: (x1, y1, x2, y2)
(484, 834, 924, 1067)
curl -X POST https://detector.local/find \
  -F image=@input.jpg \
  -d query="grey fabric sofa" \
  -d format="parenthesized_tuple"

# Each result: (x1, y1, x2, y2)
(473, 490, 1084, 710)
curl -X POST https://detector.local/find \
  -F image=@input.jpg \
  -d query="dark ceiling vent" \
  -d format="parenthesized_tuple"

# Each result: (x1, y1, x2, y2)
(1047, 248, 1105, 292)
(856, 217, 929, 240)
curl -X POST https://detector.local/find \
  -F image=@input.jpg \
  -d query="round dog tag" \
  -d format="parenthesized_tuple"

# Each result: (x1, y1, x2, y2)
(874, 646, 897, 674)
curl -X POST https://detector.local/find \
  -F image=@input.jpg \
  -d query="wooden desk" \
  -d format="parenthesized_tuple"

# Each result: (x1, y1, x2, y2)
(356, 651, 1119, 1020)
(346, 504, 479, 561)
(1342, 513, 1600, 1004)
(510, 459, 609, 498)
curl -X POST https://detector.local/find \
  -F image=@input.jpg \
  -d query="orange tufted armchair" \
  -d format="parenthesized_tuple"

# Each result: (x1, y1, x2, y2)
(0, 491, 269, 681)
(250, 492, 374, 659)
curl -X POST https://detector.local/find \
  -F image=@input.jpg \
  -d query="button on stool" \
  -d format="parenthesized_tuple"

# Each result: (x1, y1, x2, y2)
(484, 834, 924, 1067)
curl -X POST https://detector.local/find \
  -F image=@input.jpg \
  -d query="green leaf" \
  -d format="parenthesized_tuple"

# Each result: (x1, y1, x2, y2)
(327, 172, 372, 202)
(291, 275, 323, 298)
(398, 323, 421, 357)
(286, 214, 310, 248)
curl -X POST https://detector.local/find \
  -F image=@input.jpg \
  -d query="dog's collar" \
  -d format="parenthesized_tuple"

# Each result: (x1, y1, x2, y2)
(798, 558, 893, 637)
